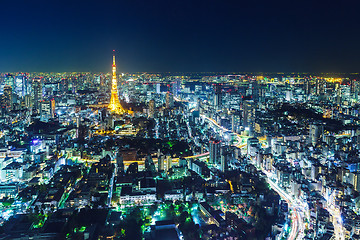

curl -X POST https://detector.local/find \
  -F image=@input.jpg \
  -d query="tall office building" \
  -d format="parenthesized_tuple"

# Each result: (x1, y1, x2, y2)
(24, 95, 32, 109)
(249, 80, 259, 102)
(14, 74, 28, 97)
(156, 83, 161, 94)
(258, 85, 266, 102)
(2, 85, 13, 110)
(351, 79, 356, 94)
(40, 99, 55, 122)
(304, 79, 311, 95)
(315, 78, 325, 96)
(243, 100, 255, 134)
(172, 79, 181, 97)
(214, 84, 222, 108)
(4, 74, 14, 90)
(231, 112, 241, 133)
(220, 146, 230, 172)
(335, 83, 341, 105)
(350, 79, 359, 99)
(32, 77, 42, 112)
(0, 75, 5, 95)
(209, 140, 220, 164)
(309, 123, 324, 146)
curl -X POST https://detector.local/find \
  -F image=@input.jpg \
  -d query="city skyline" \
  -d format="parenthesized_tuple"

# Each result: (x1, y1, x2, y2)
(1, 63, 360, 239)
(1, 1, 360, 73)
(2, 2, 360, 239)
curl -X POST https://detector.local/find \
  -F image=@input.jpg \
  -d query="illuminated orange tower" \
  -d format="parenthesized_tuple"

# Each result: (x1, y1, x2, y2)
(108, 50, 125, 114)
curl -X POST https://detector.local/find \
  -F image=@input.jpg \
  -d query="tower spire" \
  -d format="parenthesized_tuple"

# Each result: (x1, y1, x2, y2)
(113, 50, 116, 66)
(108, 50, 125, 114)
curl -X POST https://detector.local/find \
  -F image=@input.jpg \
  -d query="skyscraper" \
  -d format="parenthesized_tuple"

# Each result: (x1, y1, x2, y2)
(2, 85, 12, 110)
(108, 51, 125, 114)
(4, 74, 14, 91)
(32, 77, 42, 112)
(220, 146, 230, 172)
(40, 99, 55, 122)
(249, 80, 259, 102)
(172, 79, 181, 97)
(209, 140, 220, 164)
(14, 74, 28, 97)
(351, 79, 356, 94)
(24, 94, 32, 109)
(336, 83, 341, 105)
(231, 112, 241, 133)
(315, 78, 325, 96)
(214, 84, 222, 108)
(304, 79, 311, 95)
(243, 100, 255, 134)
(350, 79, 359, 99)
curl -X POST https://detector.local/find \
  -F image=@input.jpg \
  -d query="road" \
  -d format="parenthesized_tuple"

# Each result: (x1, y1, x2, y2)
(327, 204, 344, 240)
(108, 168, 115, 207)
(201, 113, 304, 240)
(266, 175, 303, 240)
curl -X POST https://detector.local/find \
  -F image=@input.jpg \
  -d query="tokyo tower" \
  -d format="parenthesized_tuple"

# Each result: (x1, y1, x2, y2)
(108, 50, 125, 114)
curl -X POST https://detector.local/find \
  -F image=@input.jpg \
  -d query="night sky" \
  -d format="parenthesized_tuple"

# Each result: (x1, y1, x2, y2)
(0, 0, 359, 73)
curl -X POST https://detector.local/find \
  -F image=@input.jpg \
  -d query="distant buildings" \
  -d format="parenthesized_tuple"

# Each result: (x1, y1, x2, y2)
(1, 71, 360, 239)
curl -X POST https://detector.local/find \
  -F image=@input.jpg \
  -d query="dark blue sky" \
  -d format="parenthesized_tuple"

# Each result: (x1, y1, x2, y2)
(0, 0, 359, 73)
